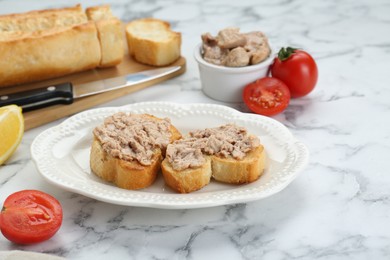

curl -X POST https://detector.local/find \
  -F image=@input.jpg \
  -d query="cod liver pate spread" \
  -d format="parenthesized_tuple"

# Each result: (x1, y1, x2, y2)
(93, 112, 172, 166)
(166, 124, 260, 171)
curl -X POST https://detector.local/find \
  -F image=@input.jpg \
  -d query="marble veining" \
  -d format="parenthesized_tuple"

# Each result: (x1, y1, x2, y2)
(1, 0, 390, 259)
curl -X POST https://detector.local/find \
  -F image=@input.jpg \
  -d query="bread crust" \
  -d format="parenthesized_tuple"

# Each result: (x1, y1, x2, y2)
(211, 145, 265, 184)
(93, 18, 124, 67)
(125, 18, 181, 66)
(86, 5, 124, 67)
(161, 156, 212, 193)
(0, 21, 101, 87)
(0, 5, 86, 26)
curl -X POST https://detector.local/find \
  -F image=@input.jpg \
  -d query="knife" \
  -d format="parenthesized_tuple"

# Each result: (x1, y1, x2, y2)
(0, 66, 181, 112)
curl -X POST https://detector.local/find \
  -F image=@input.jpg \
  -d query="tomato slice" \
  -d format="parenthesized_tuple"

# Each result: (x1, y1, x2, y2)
(243, 77, 290, 116)
(0, 190, 63, 244)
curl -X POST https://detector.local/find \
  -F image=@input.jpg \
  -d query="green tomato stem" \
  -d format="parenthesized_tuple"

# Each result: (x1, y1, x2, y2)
(278, 47, 299, 61)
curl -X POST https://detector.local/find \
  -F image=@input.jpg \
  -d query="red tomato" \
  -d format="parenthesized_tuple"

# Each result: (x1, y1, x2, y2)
(271, 47, 318, 98)
(243, 77, 290, 116)
(0, 190, 63, 244)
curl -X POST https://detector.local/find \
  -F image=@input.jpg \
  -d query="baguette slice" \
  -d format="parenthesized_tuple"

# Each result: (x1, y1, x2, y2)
(125, 18, 181, 66)
(161, 156, 212, 193)
(90, 138, 162, 190)
(90, 113, 182, 190)
(211, 145, 265, 184)
(86, 5, 124, 67)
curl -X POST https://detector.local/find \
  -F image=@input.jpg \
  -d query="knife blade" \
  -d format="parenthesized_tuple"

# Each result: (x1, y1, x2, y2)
(0, 66, 180, 112)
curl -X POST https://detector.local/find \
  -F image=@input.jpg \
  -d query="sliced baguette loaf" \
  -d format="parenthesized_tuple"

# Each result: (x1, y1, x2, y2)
(0, 23, 101, 88)
(0, 5, 100, 87)
(125, 18, 181, 66)
(0, 4, 123, 88)
(90, 113, 182, 190)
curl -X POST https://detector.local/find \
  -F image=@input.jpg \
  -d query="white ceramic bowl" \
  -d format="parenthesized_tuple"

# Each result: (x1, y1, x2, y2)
(194, 43, 274, 102)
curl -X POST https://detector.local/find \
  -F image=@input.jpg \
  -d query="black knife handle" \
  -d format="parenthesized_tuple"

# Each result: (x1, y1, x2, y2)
(0, 82, 74, 112)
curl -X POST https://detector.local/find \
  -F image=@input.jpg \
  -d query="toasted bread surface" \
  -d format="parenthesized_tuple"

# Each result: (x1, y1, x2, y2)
(125, 18, 181, 66)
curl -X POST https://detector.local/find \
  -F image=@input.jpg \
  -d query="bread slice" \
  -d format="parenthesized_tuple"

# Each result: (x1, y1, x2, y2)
(90, 138, 162, 190)
(86, 5, 124, 67)
(211, 145, 265, 184)
(161, 156, 212, 193)
(125, 18, 181, 66)
(90, 113, 182, 190)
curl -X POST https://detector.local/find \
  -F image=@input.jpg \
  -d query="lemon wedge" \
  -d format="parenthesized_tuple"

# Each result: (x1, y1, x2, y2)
(0, 105, 24, 165)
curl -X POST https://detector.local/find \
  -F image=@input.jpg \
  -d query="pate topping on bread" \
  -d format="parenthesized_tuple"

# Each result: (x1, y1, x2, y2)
(166, 138, 207, 171)
(93, 112, 172, 166)
(166, 124, 260, 171)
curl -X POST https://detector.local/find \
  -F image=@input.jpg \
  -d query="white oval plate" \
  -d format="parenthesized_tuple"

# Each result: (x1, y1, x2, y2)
(31, 102, 309, 209)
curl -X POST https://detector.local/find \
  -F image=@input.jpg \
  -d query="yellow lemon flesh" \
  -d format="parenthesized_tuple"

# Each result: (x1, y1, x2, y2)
(0, 105, 24, 165)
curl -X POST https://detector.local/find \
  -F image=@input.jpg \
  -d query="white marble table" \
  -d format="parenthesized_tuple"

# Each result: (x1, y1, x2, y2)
(1, 0, 390, 259)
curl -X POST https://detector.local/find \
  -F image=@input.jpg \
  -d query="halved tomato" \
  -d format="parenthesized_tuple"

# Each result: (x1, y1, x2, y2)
(0, 190, 63, 244)
(243, 77, 291, 116)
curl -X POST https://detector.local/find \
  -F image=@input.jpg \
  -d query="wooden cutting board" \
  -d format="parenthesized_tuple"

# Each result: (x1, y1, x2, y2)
(0, 56, 186, 130)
